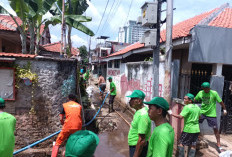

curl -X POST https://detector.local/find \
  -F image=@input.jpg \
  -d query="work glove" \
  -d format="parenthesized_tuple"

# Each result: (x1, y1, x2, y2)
(223, 110, 227, 116)
(167, 110, 173, 115)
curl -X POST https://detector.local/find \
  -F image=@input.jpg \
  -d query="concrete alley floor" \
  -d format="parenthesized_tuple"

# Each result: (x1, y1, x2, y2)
(196, 134, 232, 156)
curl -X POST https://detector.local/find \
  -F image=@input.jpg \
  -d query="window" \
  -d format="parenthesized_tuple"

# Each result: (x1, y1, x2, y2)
(0, 68, 15, 100)
(108, 61, 112, 68)
(114, 60, 120, 68)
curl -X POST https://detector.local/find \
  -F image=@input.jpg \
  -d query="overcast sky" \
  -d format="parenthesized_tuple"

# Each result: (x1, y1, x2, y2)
(0, 0, 231, 49)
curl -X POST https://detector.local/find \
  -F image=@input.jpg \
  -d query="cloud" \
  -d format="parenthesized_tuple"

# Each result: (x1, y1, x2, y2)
(50, 34, 59, 43)
(71, 35, 88, 48)
(0, 0, 16, 15)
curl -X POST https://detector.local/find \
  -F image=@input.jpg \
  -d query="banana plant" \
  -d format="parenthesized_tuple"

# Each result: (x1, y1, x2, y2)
(0, 1, 31, 54)
(48, 0, 94, 54)
(0, 0, 57, 54)
(23, 0, 57, 54)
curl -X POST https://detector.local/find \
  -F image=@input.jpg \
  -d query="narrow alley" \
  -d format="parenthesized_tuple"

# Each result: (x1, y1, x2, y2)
(89, 79, 133, 157)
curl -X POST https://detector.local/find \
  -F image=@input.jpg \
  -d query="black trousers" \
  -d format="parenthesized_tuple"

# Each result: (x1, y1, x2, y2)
(109, 95, 116, 112)
(129, 142, 148, 157)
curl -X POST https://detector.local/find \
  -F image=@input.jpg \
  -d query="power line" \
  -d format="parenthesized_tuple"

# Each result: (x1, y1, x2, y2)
(103, 0, 123, 36)
(124, 0, 134, 26)
(95, 0, 110, 35)
(99, 0, 116, 35)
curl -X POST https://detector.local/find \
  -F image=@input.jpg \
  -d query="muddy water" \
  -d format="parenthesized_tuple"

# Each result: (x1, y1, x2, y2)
(91, 87, 130, 157)
(95, 121, 130, 157)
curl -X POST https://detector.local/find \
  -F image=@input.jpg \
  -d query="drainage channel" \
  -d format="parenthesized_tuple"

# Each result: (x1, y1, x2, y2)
(90, 86, 132, 157)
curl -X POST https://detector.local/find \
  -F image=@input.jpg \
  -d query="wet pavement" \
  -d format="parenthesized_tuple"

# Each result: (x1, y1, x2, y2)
(90, 84, 132, 157)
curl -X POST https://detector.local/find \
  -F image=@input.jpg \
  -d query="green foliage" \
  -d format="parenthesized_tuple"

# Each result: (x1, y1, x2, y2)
(15, 62, 38, 88)
(0, 0, 57, 54)
(46, 0, 94, 36)
(44, 15, 94, 36)
(144, 57, 153, 62)
(79, 45, 89, 64)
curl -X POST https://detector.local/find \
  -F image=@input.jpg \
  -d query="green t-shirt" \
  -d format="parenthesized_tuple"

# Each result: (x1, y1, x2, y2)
(110, 82, 116, 96)
(147, 123, 174, 157)
(195, 90, 222, 117)
(0, 112, 16, 157)
(180, 104, 201, 133)
(128, 107, 151, 146)
(83, 72, 89, 80)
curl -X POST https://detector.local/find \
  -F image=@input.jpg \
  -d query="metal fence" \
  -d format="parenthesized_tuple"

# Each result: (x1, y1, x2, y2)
(178, 70, 211, 99)
(221, 80, 232, 134)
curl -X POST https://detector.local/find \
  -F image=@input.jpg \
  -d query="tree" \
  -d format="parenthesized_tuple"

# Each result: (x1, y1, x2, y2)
(47, 0, 94, 55)
(0, 0, 57, 54)
(79, 45, 88, 64)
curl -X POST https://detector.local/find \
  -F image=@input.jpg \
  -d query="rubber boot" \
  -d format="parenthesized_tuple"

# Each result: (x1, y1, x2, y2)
(178, 146, 184, 157)
(51, 145, 59, 157)
(188, 149, 196, 157)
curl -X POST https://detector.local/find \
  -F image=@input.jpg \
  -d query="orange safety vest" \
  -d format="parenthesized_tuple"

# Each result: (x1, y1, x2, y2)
(62, 101, 82, 130)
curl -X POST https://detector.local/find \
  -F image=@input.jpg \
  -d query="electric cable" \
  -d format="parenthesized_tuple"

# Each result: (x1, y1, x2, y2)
(103, 0, 122, 36)
(123, 0, 134, 26)
(99, 0, 116, 35)
(95, 0, 110, 35)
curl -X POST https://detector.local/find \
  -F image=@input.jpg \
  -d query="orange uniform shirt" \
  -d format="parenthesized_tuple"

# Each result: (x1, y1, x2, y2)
(61, 101, 82, 130)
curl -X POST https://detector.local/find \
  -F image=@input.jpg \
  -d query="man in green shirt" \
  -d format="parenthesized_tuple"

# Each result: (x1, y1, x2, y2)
(169, 93, 201, 157)
(108, 77, 116, 113)
(127, 90, 151, 157)
(195, 82, 227, 152)
(144, 97, 174, 157)
(0, 98, 16, 157)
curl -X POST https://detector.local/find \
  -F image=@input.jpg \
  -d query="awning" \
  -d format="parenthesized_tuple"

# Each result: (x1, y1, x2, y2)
(189, 25, 232, 64)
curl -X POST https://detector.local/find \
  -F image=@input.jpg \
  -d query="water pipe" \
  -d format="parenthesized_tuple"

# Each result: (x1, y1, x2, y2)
(13, 91, 109, 155)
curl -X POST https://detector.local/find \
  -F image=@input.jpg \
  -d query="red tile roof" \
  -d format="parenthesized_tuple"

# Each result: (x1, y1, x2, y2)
(106, 42, 144, 58)
(160, 9, 218, 42)
(0, 15, 45, 34)
(209, 8, 232, 28)
(42, 42, 80, 56)
(0, 52, 36, 58)
(0, 23, 12, 31)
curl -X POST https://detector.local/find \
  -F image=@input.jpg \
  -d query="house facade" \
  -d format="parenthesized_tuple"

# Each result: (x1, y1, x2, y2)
(96, 4, 232, 134)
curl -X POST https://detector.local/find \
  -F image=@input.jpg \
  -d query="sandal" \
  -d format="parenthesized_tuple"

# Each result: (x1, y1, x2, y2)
(216, 146, 226, 153)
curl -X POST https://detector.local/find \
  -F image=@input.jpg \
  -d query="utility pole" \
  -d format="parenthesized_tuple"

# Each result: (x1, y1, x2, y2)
(152, 0, 162, 97)
(163, 0, 173, 104)
(61, 0, 66, 56)
(89, 37, 91, 64)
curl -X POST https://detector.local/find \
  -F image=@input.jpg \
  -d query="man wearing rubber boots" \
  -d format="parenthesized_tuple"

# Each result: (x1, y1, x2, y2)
(168, 93, 201, 157)
(0, 97, 16, 157)
(51, 94, 82, 157)
(127, 90, 151, 157)
(195, 82, 227, 153)
(144, 97, 174, 157)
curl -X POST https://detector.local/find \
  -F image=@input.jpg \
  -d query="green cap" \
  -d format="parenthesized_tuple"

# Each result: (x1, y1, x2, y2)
(108, 77, 112, 80)
(186, 93, 194, 101)
(126, 90, 146, 101)
(0, 98, 5, 107)
(143, 97, 169, 111)
(201, 82, 210, 88)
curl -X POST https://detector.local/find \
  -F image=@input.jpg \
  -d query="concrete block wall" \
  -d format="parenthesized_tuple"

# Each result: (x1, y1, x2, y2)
(107, 61, 165, 105)
(3, 57, 77, 148)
